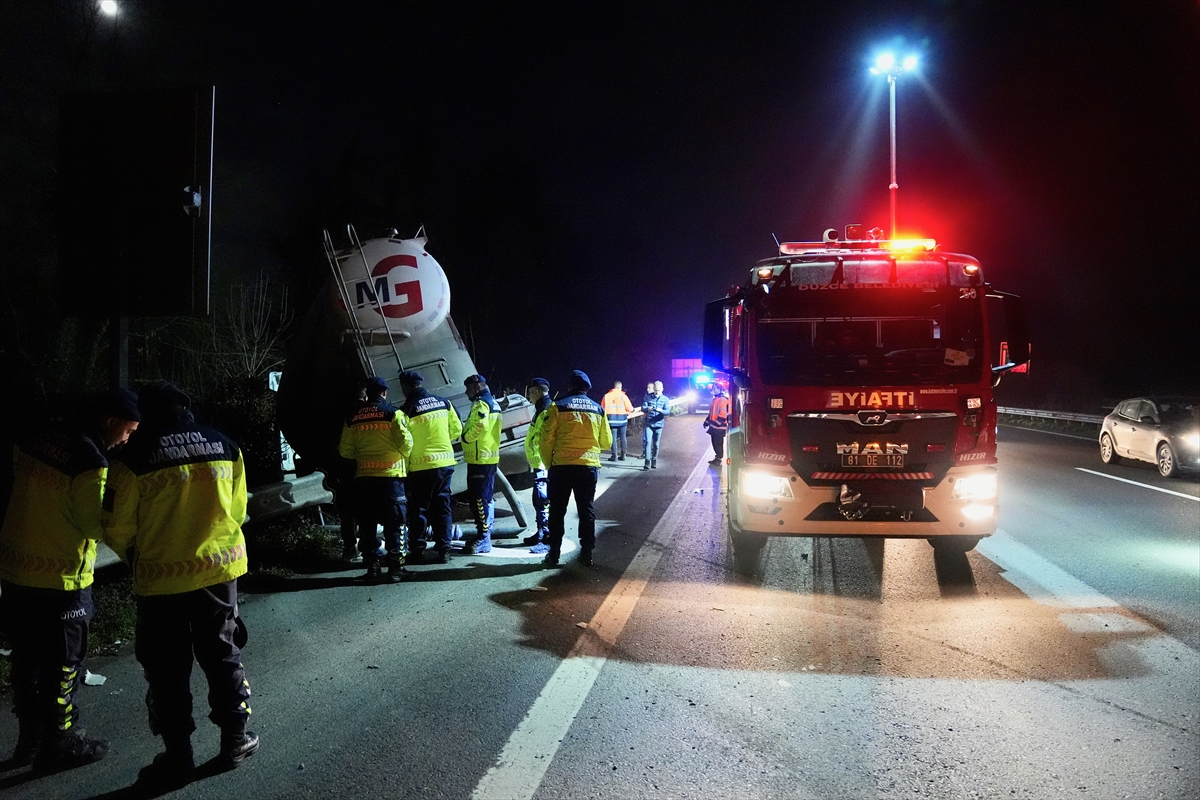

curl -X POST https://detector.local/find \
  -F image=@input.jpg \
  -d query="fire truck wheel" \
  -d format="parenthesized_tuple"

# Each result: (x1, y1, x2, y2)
(1099, 433, 1121, 465)
(928, 536, 981, 554)
(1157, 443, 1180, 478)
(729, 527, 767, 575)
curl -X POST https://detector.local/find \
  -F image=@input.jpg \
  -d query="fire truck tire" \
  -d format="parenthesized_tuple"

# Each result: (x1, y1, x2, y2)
(1157, 443, 1180, 478)
(729, 527, 767, 574)
(928, 536, 981, 554)
(1099, 433, 1121, 465)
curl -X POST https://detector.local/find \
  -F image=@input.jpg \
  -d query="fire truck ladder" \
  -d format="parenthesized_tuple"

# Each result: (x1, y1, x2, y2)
(322, 224, 408, 382)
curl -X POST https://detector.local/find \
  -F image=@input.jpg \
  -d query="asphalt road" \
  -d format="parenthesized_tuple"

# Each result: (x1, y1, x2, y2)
(1, 418, 1196, 799)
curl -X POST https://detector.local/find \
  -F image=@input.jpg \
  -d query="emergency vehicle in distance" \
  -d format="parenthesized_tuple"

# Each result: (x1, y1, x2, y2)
(702, 225, 1029, 572)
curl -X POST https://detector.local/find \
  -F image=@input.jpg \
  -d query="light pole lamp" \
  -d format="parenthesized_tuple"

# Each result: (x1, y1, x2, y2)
(870, 53, 918, 239)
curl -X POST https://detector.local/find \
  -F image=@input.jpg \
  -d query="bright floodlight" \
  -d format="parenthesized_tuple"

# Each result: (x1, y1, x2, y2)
(902, 55, 918, 71)
(99, 0, 118, 15)
(874, 53, 896, 72)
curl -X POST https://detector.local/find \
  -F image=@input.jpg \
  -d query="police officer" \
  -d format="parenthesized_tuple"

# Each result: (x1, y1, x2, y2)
(105, 382, 258, 790)
(601, 381, 634, 462)
(521, 378, 552, 553)
(461, 374, 501, 555)
(338, 376, 413, 583)
(703, 384, 732, 464)
(537, 370, 612, 567)
(398, 371, 462, 564)
(641, 380, 671, 470)
(0, 389, 139, 771)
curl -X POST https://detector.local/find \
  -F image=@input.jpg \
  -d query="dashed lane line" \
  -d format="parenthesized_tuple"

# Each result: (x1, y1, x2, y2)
(1075, 467, 1200, 501)
(470, 454, 712, 800)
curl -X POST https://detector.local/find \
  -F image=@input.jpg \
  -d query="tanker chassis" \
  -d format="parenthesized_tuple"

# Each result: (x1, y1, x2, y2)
(702, 229, 1029, 572)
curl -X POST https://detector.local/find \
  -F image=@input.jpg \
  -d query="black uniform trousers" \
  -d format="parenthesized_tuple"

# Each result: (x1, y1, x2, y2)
(405, 466, 455, 554)
(134, 579, 250, 739)
(354, 476, 407, 565)
(546, 465, 599, 558)
(0, 581, 92, 734)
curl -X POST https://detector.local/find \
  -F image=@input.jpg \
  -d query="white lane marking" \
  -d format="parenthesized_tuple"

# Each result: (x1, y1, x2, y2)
(471, 454, 713, 800)
(976, 530, 1119, 608)
(1075, 468, 1200, 501)
(1058, 612, 1153, 634)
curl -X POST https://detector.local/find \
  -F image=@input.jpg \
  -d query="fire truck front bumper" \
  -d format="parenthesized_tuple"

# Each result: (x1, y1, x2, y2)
(728, 460, 999, 540)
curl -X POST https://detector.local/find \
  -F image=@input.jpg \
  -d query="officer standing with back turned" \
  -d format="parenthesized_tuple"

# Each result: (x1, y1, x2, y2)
(338, 375, 413, 583)
(105, 381, 258, 791)
(537, 370, 612, 567)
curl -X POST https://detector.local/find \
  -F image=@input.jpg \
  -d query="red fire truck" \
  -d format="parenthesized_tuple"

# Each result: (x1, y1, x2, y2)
(702, 227, 1029, 572)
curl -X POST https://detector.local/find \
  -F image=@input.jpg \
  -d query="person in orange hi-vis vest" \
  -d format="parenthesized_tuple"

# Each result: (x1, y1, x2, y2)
(601, 381, 634, 462)
(704, 385, 732, 465)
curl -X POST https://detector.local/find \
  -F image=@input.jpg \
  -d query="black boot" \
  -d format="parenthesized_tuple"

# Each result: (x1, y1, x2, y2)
(219, 719, 260, 768)
(137, 733, 196, 790)
(34, 728, 109, 773)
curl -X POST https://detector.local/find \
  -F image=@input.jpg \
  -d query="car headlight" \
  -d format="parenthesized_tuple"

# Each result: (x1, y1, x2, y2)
(742, 471, 794, 499)
(951, 473, 997, 501)
(1183, 433, 1199, 450)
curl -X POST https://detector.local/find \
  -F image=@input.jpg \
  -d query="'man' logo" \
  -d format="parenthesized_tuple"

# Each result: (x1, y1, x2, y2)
(354, 254, 424, 319)
(836, 442, 909, 455)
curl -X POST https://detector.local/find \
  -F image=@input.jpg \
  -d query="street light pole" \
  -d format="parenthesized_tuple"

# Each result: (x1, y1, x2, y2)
(871, 53, 917, 240)
(888, 72, 898, 239)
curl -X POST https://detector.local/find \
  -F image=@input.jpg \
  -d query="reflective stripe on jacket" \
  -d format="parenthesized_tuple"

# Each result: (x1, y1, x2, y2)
(706, 395, 732, 431)
(338, 398, 413, 477)
(538, 393, 613, 468)
(461, 390, 501, 465)
(400, 388, 463, 471)
(105, 421, 248, 596)
(602, 389, 634, 426)
(0, 431, 107, 591)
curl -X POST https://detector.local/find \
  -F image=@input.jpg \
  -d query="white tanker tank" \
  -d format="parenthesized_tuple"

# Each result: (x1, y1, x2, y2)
(276, 226, 534, 522)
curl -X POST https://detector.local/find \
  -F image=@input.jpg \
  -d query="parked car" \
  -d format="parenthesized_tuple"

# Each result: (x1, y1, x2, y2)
(1099, 396, 1200, 478)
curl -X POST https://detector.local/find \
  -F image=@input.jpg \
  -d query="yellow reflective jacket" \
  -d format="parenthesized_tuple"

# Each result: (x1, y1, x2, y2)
(0, 430, 108, 591)
(523, 396, 552, 471)
(461, 390, 501, 465)
(105, 420, 248, 596)
(400, 388, 463, 471)
(538, 393, 613, 468)
(338, 399, 413, 477)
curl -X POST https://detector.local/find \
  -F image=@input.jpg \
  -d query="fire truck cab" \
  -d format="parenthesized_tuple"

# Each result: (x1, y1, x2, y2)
(703, 229, 1029, 572)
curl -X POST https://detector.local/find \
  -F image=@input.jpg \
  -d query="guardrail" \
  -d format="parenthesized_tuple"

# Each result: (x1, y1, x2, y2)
(998, 406, 1105, 425)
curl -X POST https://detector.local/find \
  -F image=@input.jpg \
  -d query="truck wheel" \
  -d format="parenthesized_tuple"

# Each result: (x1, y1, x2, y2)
(1157, 443, 1180, 478)
(1099, 433, 1121, 465)
(928, 536, 981, 554)
(729, 527, 767, 575)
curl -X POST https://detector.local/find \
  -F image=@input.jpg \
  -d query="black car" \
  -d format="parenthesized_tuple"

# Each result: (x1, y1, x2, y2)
(1099, 396, 1200, 478)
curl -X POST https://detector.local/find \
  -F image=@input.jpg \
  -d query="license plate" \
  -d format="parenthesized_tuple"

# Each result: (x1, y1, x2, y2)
(841, 454, 905, 467)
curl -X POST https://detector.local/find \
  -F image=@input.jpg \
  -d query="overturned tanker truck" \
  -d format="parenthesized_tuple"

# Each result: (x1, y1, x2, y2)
(276, 226, 535, 525)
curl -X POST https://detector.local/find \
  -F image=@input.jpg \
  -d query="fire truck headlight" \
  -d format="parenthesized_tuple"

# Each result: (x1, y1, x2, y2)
(742, 472, 794, 500)
(961, 504, 995, 520)
(951, 473, 997, 501)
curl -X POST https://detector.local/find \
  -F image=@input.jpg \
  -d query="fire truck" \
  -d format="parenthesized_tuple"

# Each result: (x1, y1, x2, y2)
(702, 226, 1029, 572)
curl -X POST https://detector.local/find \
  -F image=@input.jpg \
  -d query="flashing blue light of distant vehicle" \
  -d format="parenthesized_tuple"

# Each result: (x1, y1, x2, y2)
(693, 372, 713, 387)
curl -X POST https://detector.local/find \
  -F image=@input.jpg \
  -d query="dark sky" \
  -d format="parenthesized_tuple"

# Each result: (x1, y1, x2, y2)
(3, 1, 1198, 406)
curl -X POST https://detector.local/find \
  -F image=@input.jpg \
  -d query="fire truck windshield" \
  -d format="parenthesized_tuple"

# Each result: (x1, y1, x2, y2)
(755, 286, 984, 387)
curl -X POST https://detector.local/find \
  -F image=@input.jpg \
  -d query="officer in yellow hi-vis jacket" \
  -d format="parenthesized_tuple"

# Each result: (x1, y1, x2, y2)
(522, 378, 552, 553)
(398, 370, 463, 564)
(338, 375, 413, 583)
(460, 374, 502, 555)
(105, 382, 258, 791)
(537, 370, 612, 567)
(0, 389, 139, 771)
